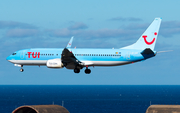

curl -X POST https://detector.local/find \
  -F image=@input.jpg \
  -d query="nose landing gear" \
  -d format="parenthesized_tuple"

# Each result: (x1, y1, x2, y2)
(20, 65, 24, 72)
(20, 68, 24, 72)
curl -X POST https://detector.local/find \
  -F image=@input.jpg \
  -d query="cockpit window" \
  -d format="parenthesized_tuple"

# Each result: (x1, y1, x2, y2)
(12, 53, 16, 55)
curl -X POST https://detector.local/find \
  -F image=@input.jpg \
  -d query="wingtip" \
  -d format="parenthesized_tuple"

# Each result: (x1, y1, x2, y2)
(66, 36, 74, 48)
(70, 36, 74, 41)
(155, 17, 162, 20)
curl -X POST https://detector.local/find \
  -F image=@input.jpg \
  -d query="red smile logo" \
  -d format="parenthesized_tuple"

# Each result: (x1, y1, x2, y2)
(142, 32, 157, 45)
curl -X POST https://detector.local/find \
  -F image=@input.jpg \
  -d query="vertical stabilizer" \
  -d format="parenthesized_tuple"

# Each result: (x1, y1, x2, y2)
(121, 18, 162, 50)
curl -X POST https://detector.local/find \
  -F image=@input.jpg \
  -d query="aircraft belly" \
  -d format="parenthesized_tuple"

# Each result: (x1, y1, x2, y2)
(91, 61, 131, 66)
(9, 60, 47, 65)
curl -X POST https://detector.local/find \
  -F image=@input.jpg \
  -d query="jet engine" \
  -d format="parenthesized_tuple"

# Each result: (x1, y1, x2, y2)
(46, 59, 64, 68)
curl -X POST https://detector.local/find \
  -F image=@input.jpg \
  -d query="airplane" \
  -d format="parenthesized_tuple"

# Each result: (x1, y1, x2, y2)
(6, 18, 162, 74)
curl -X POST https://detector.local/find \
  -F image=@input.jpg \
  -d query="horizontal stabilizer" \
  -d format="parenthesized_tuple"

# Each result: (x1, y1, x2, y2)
(141, 48, 155, 55)
(141, 48, 155, 59)
(157, 50, 173, 53)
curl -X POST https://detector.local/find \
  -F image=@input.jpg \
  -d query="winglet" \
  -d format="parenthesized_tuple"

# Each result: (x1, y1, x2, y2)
(66, 36, 74, 48)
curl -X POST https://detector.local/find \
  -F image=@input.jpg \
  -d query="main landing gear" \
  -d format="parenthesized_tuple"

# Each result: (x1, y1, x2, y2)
(20, 65, 24, 72)
(85, 66, 91, 74)
(73, 66, 91, 74)
(74, 68, 80, 73)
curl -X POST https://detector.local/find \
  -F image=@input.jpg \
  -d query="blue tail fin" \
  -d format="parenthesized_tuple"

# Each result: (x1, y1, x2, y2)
(121, 18, 162, 50)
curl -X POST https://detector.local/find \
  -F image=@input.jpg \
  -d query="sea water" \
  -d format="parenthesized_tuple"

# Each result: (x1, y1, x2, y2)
(0, 85, 180, 113)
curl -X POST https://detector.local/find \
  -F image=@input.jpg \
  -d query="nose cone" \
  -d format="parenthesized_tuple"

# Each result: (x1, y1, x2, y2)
(6, 55, 11, 61)
(6, 56, 10, 60)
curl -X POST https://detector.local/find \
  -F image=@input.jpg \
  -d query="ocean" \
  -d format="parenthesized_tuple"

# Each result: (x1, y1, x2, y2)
(0, 85, 180, 113)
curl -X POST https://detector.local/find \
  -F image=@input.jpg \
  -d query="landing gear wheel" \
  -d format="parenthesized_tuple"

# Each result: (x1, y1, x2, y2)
(20, 68, 24, 72)
(74, 68, 80, 73)
(85, 69, 91, 74)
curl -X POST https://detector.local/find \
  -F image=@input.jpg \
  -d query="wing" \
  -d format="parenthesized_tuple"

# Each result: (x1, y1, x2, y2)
(61, 37, 84, 69)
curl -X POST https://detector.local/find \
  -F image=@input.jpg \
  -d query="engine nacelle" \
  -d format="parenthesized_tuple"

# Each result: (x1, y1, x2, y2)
(46, 59, 64, 68)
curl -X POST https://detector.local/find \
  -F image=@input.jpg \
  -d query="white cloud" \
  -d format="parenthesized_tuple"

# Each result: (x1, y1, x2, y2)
(2, 19, 180, 48)
(160, 21, 180, 37)
(68, 22, 88, 30)
(108, 17, 143, 21)
(0, 21, 37, 29)
(46, 28, 140, 40)
(161, 21, 180, 28)
(124, 23, 148, 30)
(6, 29, 39, 37)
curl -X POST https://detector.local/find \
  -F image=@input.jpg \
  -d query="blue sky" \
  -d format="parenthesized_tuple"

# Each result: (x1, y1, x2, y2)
(1, 0, 180, 85)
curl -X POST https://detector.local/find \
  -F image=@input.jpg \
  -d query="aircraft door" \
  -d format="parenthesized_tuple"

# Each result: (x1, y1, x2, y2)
(126, 52, 131, 60)
(20, 51, 25, 59)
